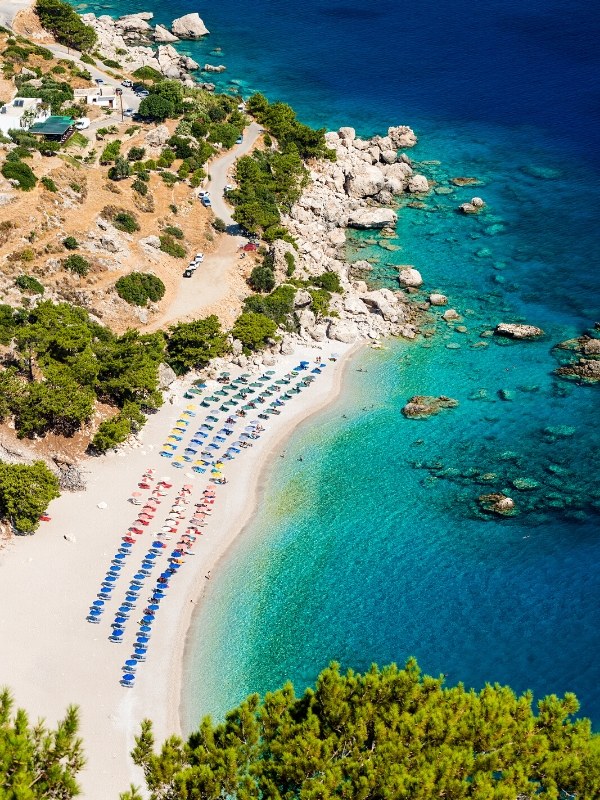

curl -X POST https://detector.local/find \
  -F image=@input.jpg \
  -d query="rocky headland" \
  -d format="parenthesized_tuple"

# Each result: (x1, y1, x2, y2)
(553, 329, 600, 383)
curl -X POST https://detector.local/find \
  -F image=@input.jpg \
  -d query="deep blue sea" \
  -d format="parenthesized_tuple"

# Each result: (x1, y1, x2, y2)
(75, 0, 600, 724)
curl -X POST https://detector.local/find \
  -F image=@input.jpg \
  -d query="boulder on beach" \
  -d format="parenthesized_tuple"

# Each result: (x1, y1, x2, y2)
(494, 323, 545, 340)
(171, 12, 209, 38)
(327, 319, 358, 343)
(347, 208, 397, 229)
(401, 395, 458, 419)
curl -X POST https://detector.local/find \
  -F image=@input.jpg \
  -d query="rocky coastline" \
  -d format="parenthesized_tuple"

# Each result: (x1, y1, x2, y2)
(79, 11, 211, 83)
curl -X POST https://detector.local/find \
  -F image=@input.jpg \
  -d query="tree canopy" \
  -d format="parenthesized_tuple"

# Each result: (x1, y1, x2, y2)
(131, 659, 600, 800)
(0, 687, 84, 798)
(0, 461, 60, 532)
(35, 0, 97, 52)
(166, 316, 228, 375)
(231, 312, 278, 352)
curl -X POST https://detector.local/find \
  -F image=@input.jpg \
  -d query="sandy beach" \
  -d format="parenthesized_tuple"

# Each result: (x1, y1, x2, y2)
(0, 339, 358, 798)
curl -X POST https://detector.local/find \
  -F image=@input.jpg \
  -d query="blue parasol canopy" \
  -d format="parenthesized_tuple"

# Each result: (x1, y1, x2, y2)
(139, 625, 152, 633)
(142, 615, 154, 624)
(92, 600, 104, 607)
(111, 629, 124, 638)
(104, 575, 117, 582)
(136, 635, 149, 643)
(148, 604, 159, 611)
(134, 573, 145, 581)
(145, 553, 157, 560)
(89, 608, 102, 615)
(152, 542, 163, 548)
(122, 673, 134, 682)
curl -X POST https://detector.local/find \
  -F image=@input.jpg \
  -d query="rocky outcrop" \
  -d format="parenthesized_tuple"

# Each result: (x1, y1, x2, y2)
(556, 358, 600, 383)
(459, 197, 485, 214)
(388, 126, 418, 149)
(144, 125, 170, 149)
(429, 293, 448, 306)
(158, 362, 177, 388)
(154, 24, 179, 43)
(327, 319, 359, 343)
(347, 208, 397, 229)
(171, 13, 210, 38)
(80, 13, 200, 79)
(345, 164, 385, 198)
(401, 395, 458, 419)
(407, 175, 429, 193)
(495, 323, 544, 340)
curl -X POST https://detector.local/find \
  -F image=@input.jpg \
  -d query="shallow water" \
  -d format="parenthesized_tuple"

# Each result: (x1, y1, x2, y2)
(74, 0, 600, 726)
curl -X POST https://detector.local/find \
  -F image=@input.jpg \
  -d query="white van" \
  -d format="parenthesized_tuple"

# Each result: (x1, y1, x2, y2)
(74, 117, 90, 130)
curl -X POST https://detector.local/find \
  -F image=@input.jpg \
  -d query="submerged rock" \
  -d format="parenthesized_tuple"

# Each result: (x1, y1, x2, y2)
(478, 493, 517, 516)
(401, 395, 459, 419)
(494, 323, 545, 340)
(512, 477, 540, 491)
(556, 358, 600, 383)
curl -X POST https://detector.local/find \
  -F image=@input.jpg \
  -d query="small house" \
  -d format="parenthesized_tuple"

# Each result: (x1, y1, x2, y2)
(0, 97, 50, 136)
(74, 87, 116, 109)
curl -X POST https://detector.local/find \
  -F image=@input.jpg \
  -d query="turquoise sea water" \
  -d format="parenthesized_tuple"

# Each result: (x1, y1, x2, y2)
(74, 1, 600, 724)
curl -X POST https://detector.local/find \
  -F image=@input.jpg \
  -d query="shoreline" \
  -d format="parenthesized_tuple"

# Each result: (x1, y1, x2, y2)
(174, 340, 361, 734)
(0, 339, 360, 798)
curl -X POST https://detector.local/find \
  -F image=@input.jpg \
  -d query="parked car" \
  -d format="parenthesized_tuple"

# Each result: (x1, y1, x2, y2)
(74, 117, 90, 130)
(198, 190, 210, 198)
(195, 252, 204, 261)
(236, 135, 243, 144)
(183, 269, 193, 278)
(123, 108, 135, 117)
(136, 89, 149, 98)
(224, 184, 233, 192)
(121, 79, 133, 87)
(202, 196, 212, 207)
(95, 78, 104, 85)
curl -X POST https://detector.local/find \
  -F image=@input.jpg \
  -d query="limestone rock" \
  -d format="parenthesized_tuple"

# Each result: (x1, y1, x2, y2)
(139, 235, 161, 248)
(171, 13, 209, 38)
(347, 208, 397, 229)
(115, 14, 153, 35)
(407, 174, 429, 193)
(307, 324, 327, 342)
(345, 164, 385, 198)
(294, 290, 313, 308)
(99, 233, 122, 253)
(360, 289, 404, 323)
(471, 196, 485, 208)
(158, 362, 176, 389)
(443, 309, 461, 321)
(388, 125, 417, 149)
(338, 127, 356, 141)
(298, 308, 316, 329)
(144, 125, 170, 148)
(495, 323, 544, 340)
(280, 339, 295, 355)
(556, 358, 600, 383)
(401, 395, 458, 419)
(398, 267, 423, 288)
(429, 293, 448, 306)
(327, 319, 358, 343)
(154, 24, 179, 43)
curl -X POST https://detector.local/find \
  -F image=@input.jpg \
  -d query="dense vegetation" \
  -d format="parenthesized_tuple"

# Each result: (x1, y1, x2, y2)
(129, 659, 600, 800)
(1, 159, 37, 190)
(0, 302, 164, 443)
(166, 317, 227, 375)
(247, 92, 333, 160)
(0, 462, 60, 532)
(0, 688, 84, 797)
(115, 273, 165, 307)
(35, 0, 96, 52)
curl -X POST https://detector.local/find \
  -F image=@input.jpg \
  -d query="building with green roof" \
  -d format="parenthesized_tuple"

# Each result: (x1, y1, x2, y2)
(28, 116, 74, 142)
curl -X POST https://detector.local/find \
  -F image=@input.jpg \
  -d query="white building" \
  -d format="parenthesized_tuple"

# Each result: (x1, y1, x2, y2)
(74, 87, 117, 109)
(0, 97, 50, 136)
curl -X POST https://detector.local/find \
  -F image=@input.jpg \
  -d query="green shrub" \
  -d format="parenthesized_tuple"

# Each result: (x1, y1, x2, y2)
(159, 235, 186, 258)
(35, 0, 97, 51)
(40, 176, 57, 192)
(244, 284, 296, 327)
(138, 94, 174, 121)
(99, 139, 121, 164)
(160, 171, 178, 186)
(212, 217, 227, 232)
(63, 254, 90, 276)
(162, 225, 184, 240)
(115, 272, 165, 306)
(131, 178, 148, 196)
(113, 212, 139, 233)
(127, 146, 146, 162)
(231, 312, 278, 352)
(166, 316, 227, 374)
(284, 251, 295, 276)
(107, 155, 130, 181)
(248, 265, 276, 293)
(0, 461, 60, 532)
(312, 270, 342, 293)
(15, 274, 44, 294)
(2, 160, 37, 190)
(63, 236, 78, 250)
(132, 65, 163, 83)
(80, 53, 95, 65)
(309, 287, 331, 318)
(101, 58, 122, 69)
(51, 64, 66, 74)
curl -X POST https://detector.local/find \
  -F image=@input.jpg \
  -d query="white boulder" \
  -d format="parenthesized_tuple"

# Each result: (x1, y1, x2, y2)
(398, 268, 423, 288)
(429, 293, 448, 306)
(171, 13, 210, 38)
(347, 208, 397, 229)
(388, 125, 417, 149)
(327, 319, 358, 343)
(345, 164, 385, 198)
(407, 174, 429, 193)
(154, 24, 179, 43)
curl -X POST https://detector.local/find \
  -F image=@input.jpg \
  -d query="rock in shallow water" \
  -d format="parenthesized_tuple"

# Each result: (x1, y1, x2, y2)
(478, 493, 517, 516)
(494, 323, 545, 339)
(401, 395, 459, 419)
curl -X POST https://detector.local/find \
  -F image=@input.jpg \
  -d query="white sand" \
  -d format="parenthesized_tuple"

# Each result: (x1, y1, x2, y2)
(0, 340, 357, 798)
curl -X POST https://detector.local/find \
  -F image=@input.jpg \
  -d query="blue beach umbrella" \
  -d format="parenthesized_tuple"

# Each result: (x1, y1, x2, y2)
(92, 600, 104, 607)
(110, 629, 124, 639)
(89, 608, 102, 616)
(114, 615, 127, 624)
(152, 541, 163, 549)
(123, 660, 137, 670)
(153, 591, 165, 599)
(142, 615, 154, 624)
(114, 552, 126, 561)
(109, 566, 122, 573)
(120, 541, 133, 548)
(122, 673, 135, 683)
(118, 606, 131, 614)
(136, 636, 149, 644)
(133, 573, 145, 581)
(139, 624, 152, 633)
(145, 553, 157, 560)
(104, 575, 117, 583)
(148, 604, 159, 612)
